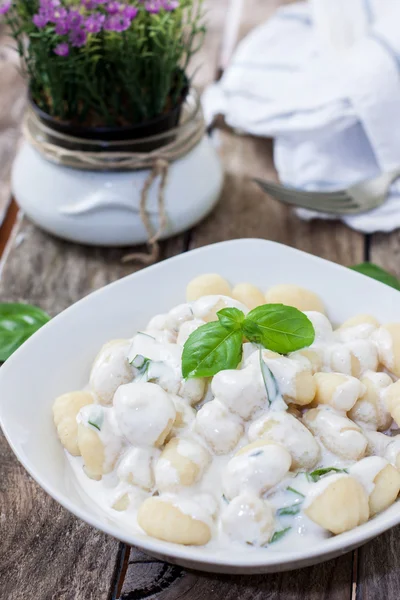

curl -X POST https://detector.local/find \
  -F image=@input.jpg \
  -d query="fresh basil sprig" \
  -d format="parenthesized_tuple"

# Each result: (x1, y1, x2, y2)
(350, 263, 400, 291)
(243, 304, 315, 353)
(0, 303, 51, 362)
(181, 321, 243, 379)
(182, 303, 315, 379)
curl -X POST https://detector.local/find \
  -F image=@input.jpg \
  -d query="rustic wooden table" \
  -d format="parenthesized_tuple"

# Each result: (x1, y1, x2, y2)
(1, 1, 400, 599)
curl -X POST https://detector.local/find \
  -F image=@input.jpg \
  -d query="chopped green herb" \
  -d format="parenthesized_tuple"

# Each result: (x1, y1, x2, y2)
(287, 486, 305, 498)
(137, 331, 156, 340)
(270, 527, 291, 544)
(249, 450, 264, 457)
(222, 494, 229, 504)
(131, 354, 151, 379)
(87, 406, 104, 432)
(308, 467, 348, 482)
(259, 349, 279, 405)
(277, 503, 302, 517)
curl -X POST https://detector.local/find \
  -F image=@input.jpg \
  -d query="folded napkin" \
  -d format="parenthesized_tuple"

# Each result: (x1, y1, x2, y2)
(202, 0, 400, 232)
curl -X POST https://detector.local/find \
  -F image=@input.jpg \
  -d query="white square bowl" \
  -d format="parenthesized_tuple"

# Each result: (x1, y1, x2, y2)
(1, 238, 400, 574)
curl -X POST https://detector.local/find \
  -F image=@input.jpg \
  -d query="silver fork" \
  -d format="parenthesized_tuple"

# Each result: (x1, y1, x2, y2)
(254, 167, 400, 215)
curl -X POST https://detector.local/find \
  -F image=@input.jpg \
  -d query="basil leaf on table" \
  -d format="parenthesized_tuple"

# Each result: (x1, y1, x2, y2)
(217, 307, 245, 330)
(0, 303, 51, 361)
(242, 304, 315, 354)
(182, 321, 243, 379)
(350, 263, 400, 290)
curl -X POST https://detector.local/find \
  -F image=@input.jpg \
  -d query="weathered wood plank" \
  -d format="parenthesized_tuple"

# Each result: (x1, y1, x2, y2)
(120, 549, 352, 600)
(356, 231, 400, 600)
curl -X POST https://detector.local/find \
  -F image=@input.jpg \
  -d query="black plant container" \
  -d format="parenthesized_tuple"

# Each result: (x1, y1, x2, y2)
(29, 85, 188, 152)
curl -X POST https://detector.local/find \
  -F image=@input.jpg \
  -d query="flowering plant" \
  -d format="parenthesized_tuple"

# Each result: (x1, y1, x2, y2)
(0, 0, 204, 127)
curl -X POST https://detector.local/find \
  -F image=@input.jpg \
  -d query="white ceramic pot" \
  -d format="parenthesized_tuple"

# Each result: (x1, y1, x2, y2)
(12, 135, 223, 246)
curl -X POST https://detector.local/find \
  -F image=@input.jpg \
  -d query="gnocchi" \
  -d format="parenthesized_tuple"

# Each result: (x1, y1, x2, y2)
(137, 496, 211, 545)
(53, 277, 400, 552)
(304, 475, 369, 534)
(53, 391, 93, 456)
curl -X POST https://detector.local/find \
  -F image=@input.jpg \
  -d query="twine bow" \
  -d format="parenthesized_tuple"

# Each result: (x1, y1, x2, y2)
(22, 90, 205, 264)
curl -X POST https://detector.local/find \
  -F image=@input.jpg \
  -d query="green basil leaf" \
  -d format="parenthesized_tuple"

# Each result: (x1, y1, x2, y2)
(242, 304, 315, 354)
(308, 467, 348, 482)
(182, 321, 243, 379)
(350, 263, 400, 290)
(0, 303, 51, 361)
(277, 503, 302, 517)
(270, 527, 291, 544)
(217, 307, 245, 331)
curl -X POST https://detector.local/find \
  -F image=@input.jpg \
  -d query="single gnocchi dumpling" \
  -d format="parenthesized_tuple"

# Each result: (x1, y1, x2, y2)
(178, 376, 206, 406)
(383, 380, 400, 426)
(137, 496, 211, 545)
(167, 395, 196, 438)
(384, 437, 400, 470)
(349, 372, 393, 431)
(163, 303, 195, 333)
(248, 411, 320, 469)
(177, 319, 206, 346)
(211, 363, 267, 420)
(113, 382, 176, 447)
(191, 295, 248, 323)
(323, 343, 362, 378)
(303, 407, 367, 461)
(89, 339, 133, 405)
(195, 399, 244, 455)
(365, 430, 394, 457)
(260, 351, 316, 407)
(52, 391, 93, 456)
(117, 447, 156, 491)
(290, 349, 323, 374)
(222, 440, 291, 500)
(335, 315, 380, 343)
(304, 474, 369, 534)
(221, 492, 275, 546)
(372, 324, 400, 377)
(232, 283, 265, 310)
(349, 457, 400, 516)
(314, 372, 364, 412)
(304, 312, 333, 344)
(264, 284, 326, 314)
(77, 406, 122, 480)
(155, 437, 211, 492)
(186, 274, 231, 302)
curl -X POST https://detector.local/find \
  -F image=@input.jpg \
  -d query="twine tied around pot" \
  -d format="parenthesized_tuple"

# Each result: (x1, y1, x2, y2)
(22, 89, 205, 264)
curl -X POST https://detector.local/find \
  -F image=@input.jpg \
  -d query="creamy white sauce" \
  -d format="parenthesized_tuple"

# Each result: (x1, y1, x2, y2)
(62, 295, 400, 552)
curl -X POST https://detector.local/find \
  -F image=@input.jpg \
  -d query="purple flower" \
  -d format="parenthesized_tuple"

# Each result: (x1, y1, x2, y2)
(106, 1, 121, 15)
(85, 12, 105, 33)
(52, 6, 67, 21)
(0, 0, 11, 15)
(69, 27, 87, 47)
(54, 18, 69, 35)
(104, 13, 131, 31)
(124, 5, 138, 19)
(144, 0, 161, 14)
(68, 9, 84, 29)
(82, 0, 96, 8)
(32, 12, 49, 28)
(54, 42, 69, 56)
(161, 0, 179, 10)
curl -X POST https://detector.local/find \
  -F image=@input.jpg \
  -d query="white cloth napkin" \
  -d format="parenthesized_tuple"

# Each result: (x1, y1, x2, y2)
(202, 0, 400, 232)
